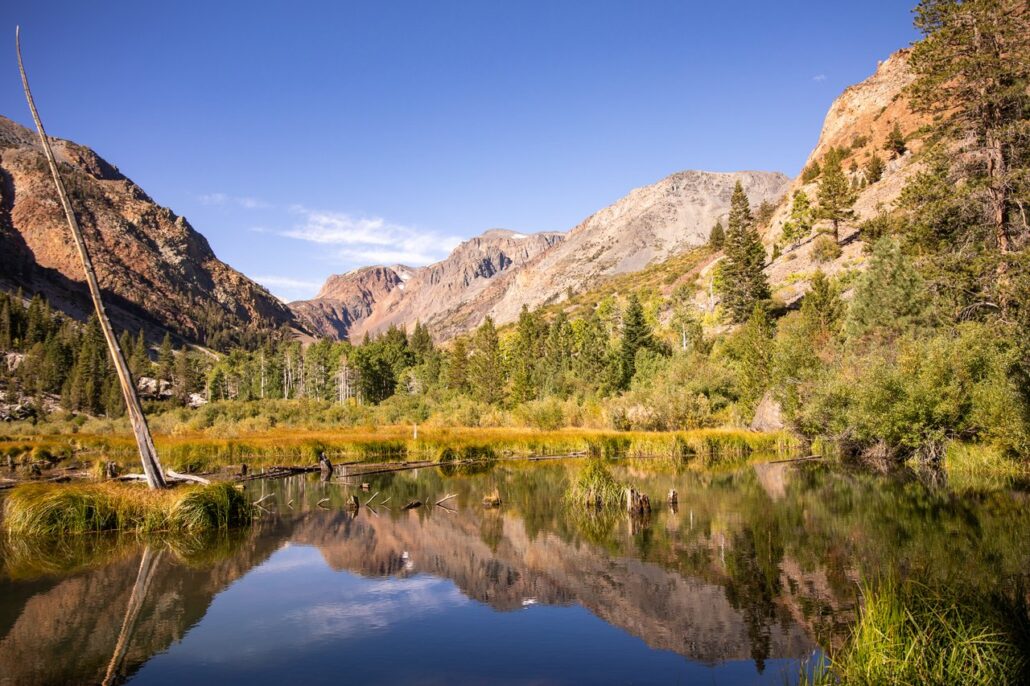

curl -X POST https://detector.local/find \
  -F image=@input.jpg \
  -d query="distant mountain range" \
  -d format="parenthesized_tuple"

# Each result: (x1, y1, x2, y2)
(0, 48, 923, 345)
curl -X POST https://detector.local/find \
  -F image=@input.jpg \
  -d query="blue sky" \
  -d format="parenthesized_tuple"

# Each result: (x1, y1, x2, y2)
(1, 1, 917, 301)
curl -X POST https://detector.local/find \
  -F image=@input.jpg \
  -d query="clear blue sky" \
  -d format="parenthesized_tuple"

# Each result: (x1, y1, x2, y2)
(1, 1, 917, 301)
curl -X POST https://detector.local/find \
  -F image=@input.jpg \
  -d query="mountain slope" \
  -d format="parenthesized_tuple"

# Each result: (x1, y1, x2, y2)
(761, 49, 928, 305)
(0, 115, 297, 346)
(291, 229, 563, 340)
(297, 171, 788, 341)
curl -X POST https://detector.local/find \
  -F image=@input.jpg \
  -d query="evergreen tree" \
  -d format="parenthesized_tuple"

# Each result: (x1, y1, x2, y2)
(735, 304, 773, 410)
(864, 152, 885, 184)
(847, 238, 929, 340)
(709, 220, 725, 250)
(157, 333, 174, 382)
(130, 330, 151, 380)
(573, 308, 611, 390)
(508, 306, 544, 404)
(0, 296, 12, 350)
(670, 285, 703, 353)
(410, 321, 434, 363)
(884, 121, 907, 159)
(173, 347, 199, 404)
(909, 0, 1029, 265)
(780, 190, 814, 248)
(816, 153, 856, 242)
(445, 337, 469, 394)
(543, 311, 574, 396)
(719, 181, 770, 323)
(467, 317, 504, 404)
(801, 270, 843, 337)
(618, 294, 654, 389)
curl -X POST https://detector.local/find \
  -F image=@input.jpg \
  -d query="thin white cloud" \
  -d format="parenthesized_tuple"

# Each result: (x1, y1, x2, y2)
(253, 275, 323, 291)
(812, 74, 827, 82)
(282, 206, 461, 267)
(199, 192, 270, 209)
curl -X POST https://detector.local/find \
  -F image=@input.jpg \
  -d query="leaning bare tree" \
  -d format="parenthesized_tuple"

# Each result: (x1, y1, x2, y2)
(16, 27, 167, 489)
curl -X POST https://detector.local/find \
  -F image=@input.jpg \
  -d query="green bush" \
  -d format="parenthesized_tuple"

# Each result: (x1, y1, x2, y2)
(812, 235, 842, 263)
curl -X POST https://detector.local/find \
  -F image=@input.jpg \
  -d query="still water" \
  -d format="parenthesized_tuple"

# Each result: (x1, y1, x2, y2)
(1, 458, 1028, 685)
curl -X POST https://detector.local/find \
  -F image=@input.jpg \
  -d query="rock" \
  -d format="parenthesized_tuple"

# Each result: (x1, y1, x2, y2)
(750, 391, 785, 432)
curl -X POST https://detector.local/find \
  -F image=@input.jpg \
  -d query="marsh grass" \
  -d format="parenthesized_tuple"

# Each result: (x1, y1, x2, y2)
(943, 443, 1030, 492)
(565, 459, 625, 508)
(3, 482, 251, 536)
(806, 579, 1030, 685)
(2, 427, 799, 475)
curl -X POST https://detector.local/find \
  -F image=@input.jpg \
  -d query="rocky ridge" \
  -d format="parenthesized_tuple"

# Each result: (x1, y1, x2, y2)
(0, 115, 297, 346)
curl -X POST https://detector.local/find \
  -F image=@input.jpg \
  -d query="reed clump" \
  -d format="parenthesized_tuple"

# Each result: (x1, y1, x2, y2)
(809, 579, 1029, 685)
(565, 459, 625, 508)
(3, 482, 251, 536)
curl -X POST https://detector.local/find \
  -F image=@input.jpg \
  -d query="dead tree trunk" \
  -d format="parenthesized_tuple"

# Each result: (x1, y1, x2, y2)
(16, 28, 166, 488)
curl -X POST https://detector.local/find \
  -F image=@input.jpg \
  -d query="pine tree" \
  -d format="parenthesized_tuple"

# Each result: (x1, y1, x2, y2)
(0, 297, 11, 350)
(130, 330, 151, 380)
(618, 294, 654, 389)
(719, 181, 770, 323)
(173, 347, 198, 404)
(508, 306, 544, 404)
(816, 154, 856, 242)
(573, 308, 611, 390)
(157, 333, 174, 383)
(884, 122, 907, 159)
(736, 304, 773, 409)
(410, 321, 434, 363)
(847, 238, 929, 340)
(865, 152, 885, 184)
(801, 270, 843, 336)
(780, 190, 814, 249)
(909, 0, 1029, 261)
(445, 336, 470, 394)
(709, 220, 726, 250)
(543, 311, 574, 396)
(467, 317, 504, 404)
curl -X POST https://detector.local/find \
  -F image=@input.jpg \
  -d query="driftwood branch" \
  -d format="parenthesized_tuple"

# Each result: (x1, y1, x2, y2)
(166, 470, 211, 485)
(16, 27, 167, 489)
(435, 493, 457, 506)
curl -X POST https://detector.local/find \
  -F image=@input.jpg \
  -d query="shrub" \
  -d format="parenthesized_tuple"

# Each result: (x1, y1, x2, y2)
(812, 235, 842, 263)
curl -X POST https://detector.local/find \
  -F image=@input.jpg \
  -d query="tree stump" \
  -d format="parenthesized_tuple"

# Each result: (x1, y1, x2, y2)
(625, 488, 651, 515)
(318, 452, 333, 480)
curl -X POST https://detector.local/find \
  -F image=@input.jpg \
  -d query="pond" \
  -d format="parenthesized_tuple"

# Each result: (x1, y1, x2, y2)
(1, 458, 1028, 685)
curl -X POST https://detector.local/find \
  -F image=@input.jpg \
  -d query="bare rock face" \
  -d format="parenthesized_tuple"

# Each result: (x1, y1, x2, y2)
(763, 50, 929, 305)
(292, 229, 563, 341)
(290, 265, 407, 339)
(0, 115, 296, 346)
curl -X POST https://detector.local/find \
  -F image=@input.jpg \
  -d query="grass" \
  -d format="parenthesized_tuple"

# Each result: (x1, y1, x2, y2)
(943, 443, 1030, 492)
(565, 458, 625, 508)
(0, 426, 800, 474)
(805, 579, 1029, 685)
(2, 482, 252, 536)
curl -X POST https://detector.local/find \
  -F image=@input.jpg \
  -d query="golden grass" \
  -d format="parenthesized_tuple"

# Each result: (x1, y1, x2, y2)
(2, 482, 251, 536)
(1, 426, 800, 474)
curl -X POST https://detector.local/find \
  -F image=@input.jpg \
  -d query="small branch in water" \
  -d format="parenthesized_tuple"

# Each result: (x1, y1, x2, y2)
(166, 470, 211, 485)
(317, 497, 330, 508)
(435, 493, 457, 506)
(365, 491, 380, 506)
(253, 494, 275, 506)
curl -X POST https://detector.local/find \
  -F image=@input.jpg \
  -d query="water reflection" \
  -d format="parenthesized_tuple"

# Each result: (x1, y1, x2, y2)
(1, 459, 1028, 685)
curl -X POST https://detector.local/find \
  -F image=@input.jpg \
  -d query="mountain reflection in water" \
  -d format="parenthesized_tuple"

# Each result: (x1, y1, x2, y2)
(2, 459, 1028, 685)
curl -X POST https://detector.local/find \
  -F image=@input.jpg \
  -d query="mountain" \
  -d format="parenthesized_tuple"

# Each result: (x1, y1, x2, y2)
(291, 229, 564, 340)
(296, 171, 788, 341)
(761, 49, 928, 305)
(0, 115, 297, 346)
